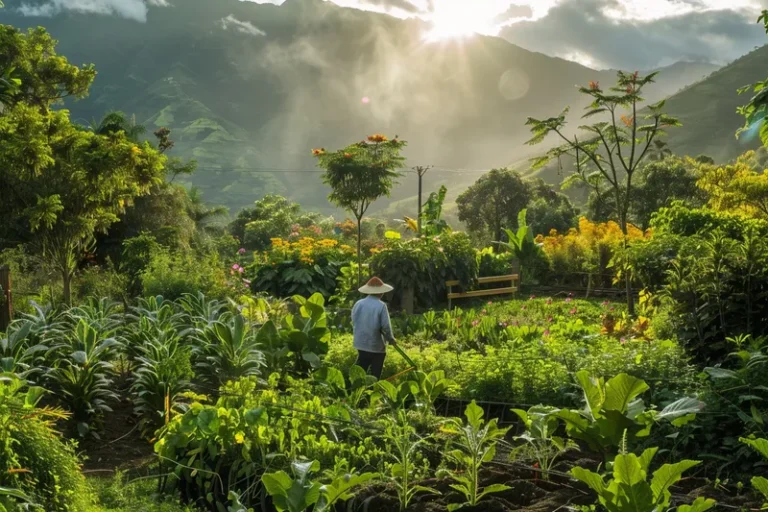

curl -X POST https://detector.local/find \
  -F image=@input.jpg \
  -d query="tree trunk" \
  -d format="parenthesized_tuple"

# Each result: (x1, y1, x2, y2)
(0, 265, 12, 331)
(356, 216, 363, 287)
(417, 172, 423, 235)
(618, 215, 635, 316)
(62, 270, 72, 305)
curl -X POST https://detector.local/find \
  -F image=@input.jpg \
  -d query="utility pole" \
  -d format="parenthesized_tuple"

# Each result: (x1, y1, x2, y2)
(412, 165, 432, 234)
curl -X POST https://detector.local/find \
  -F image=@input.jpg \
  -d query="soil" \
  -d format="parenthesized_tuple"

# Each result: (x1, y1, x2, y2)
(79, 397, 154, 473)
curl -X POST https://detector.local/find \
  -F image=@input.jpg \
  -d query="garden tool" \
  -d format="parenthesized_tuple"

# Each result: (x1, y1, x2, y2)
(385, 343, 418, 381)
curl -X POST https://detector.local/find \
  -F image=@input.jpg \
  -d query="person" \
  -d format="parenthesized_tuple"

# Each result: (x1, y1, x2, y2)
(351, 276, 396, 379)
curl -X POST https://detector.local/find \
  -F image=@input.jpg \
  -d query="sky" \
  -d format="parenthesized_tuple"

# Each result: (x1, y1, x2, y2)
(10, 0, 768, 69)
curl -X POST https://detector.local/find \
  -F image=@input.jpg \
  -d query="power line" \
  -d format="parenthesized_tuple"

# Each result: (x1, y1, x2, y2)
(189, 166, 493, 174)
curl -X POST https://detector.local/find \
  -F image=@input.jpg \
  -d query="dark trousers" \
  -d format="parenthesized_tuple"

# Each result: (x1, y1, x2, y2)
(355, 350, 386, 379)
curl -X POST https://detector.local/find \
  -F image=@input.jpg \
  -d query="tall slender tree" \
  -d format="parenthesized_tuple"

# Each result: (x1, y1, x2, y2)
(525, 71, 680, 314)
(313, 134, 406, 285)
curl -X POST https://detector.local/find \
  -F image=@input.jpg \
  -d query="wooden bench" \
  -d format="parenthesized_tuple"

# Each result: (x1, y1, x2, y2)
(446, 274, 519, 309)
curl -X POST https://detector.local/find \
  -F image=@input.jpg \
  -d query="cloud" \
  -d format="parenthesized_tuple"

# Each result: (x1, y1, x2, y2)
(360, 0, 422, 14)
(500, 0, 765, 69)
(16, 0, 169, 22)
(219, 14, 268, 36)
(492, 3, 534, 25)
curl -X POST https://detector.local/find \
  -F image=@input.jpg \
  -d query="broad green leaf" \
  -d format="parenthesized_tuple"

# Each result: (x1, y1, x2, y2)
(262, 471, 292, 495)
(613, 454, 646, 485)
(751, 476, 768, 500)
(571, 467, 605, 494)
(603, 373, 649, 413)
(576, 371, 605, 418)
(678, 497, 717, 512)
(650, 460, 700, 502)
(478, 483, 512, 500)
(464, 400, 485, 429)
(741, 437, 768, 459)
(616, 481, 654, 511)
(637, 447, 658, 473)
(703, 367, 739, 380)
(657, 397, 704, 421)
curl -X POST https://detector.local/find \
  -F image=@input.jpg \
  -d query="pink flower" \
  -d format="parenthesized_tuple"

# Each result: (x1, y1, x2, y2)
(601, 300, 610, 307)
(238, 267, 244, 274)
(238, 248, 246, 255)
(546, 298, 552, 305)
(529, 295, 536, 300)
(232, 264, 241, 271)
(243, 279, 251, 286)
(487, 301, 493, 305)
(543, 329, 550, 336)
(620, 337, 627, 345)
(610, 306, 615, 311)
(500, 322, 508, 328)
(569, 308, 577, 315)
(472, 320, 479, 327)
(548, 317, 553, 323)
(521, 305, 527, 311)
(565, 298, 572, 303)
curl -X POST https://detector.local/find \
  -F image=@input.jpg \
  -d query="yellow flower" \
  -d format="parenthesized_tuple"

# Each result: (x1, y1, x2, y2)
(234, 432, 245, 444)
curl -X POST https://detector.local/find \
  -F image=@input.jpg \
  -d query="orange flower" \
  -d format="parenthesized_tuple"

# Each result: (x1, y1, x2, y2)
(620, 115, 634, 127)
(367, 134, 388, 143)
(344, 152, 352, 159)
(312, 148, 325, 156)
(588, 80, 600, 91)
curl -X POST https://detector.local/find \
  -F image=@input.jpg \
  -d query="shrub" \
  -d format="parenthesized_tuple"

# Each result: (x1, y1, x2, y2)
(0, 376, 91, 512)
(141, 250, 229, 301)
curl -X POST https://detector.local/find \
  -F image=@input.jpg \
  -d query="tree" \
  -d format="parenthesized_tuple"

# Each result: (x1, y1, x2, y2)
(421, 185, 451, 236)
(229, 194, 319, 251)
(87, 111, 146, 141)
(0, 26, 165, 303)
(696, 151, 768, 219)
(525, 178, 577, 236)
(738, 10, 768, 147)
(456, 168, 530, 245)
(525, 71, 680, 314)
(631, 156, 704, 229)
(648, 139, 672, 162)
(313, 134, 406, 284)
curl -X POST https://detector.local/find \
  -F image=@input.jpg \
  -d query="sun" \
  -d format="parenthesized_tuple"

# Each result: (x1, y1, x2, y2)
(423, 2, 495, 42)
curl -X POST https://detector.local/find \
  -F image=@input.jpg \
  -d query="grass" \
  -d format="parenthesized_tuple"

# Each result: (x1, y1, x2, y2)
(86, 473, 193, 512)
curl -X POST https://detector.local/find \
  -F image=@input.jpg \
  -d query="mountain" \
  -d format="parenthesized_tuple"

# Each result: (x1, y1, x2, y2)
(662, 46, 768, 162)
(0, 0, 719, 215)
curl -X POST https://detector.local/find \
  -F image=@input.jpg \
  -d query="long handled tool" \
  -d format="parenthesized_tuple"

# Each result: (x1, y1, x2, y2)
(385, 342, 418, 382)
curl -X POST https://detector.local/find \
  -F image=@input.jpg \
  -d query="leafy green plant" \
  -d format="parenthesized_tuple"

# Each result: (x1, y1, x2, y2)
(442, 401, 510, 510)
(495, 209, 543, 284)
(0, 321, 46, 379)
(47, 318, 119, 437)
(510, 405, 578, 481)
(262, 460, 322, 512)
(572, 448, 714, 512)
(555, 371, 702, 461)
(740, 437, 768, 507)
(131, 334, 194, 437)
(192, 313, 265, 389)
(383, 411, 439, 511)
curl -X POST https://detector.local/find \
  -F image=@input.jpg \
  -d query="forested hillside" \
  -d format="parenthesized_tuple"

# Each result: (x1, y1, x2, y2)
(0, 0, 717, 213)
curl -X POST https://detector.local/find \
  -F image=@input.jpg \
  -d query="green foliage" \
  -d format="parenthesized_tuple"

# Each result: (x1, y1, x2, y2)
(47, 318, 120, 438)
(496, 209, 545, 284)
(571, 449, 713, 512)
(442, 401, 510, 510)
(231, 195, 319, 251)
(383, 411, 439, 511)
(262, 461, 322, 512)
(192, 313, 265, 390)
(314, 135, 406, 284)
(511, 405, 578, 481)
(631, 157, 705, 229)
(421, 185, 451, 236)
(555, 371, 702, 460)
(0, 375, 91, 512)
(141, 250, 229, 301)
(740, 437, 768, 507)
(370, 232, 478, 308)
(457, 168, 531, 244)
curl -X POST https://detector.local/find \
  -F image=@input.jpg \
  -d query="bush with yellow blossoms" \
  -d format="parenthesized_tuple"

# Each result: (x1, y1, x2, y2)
(247, 237, 355, 298)
(536, 217, 648, 288)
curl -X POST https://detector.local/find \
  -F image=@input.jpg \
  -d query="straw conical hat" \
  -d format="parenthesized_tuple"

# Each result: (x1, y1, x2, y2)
(358, 277, 394, 294)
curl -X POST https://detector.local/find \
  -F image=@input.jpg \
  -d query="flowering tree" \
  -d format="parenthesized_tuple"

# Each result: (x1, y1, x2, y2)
(313, 134, 406, 285)
(525, 71, 680, 314)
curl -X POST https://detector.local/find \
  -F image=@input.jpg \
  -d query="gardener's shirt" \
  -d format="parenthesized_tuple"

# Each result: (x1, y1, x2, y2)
(351, 296, 395, 354)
